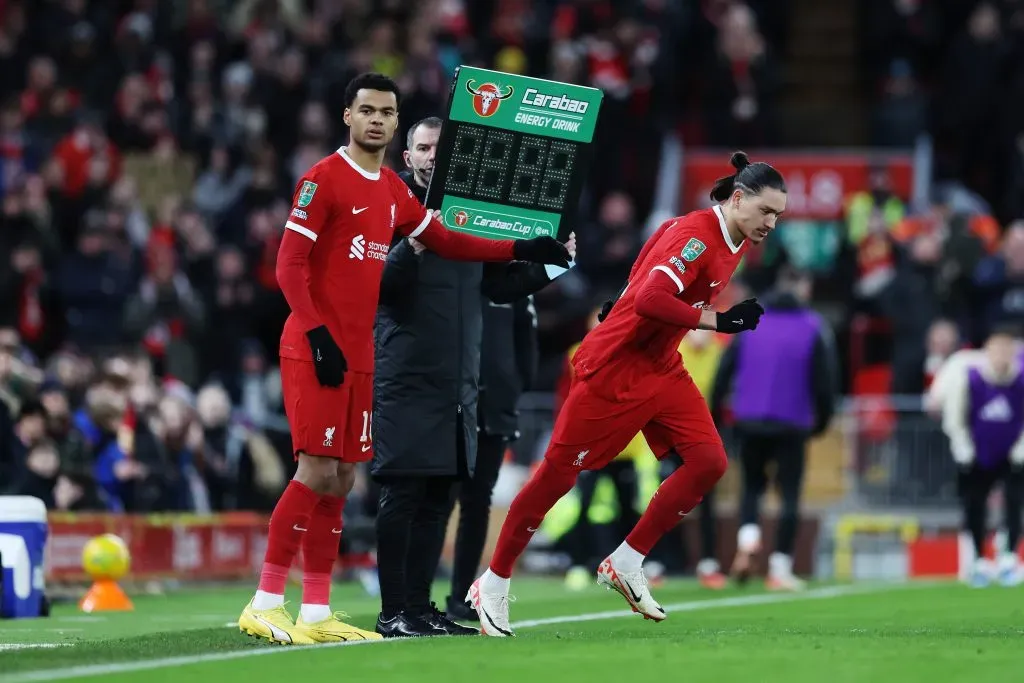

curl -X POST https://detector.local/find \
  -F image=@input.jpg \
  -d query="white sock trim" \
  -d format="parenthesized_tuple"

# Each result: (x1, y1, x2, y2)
(737, 524, 761, 552)
(252, 590, 284, 610)
(696, 558, 721, 575)
(769, 552, 793, 576)
(300, 604, 332, 623)
(610, 541, 645, 571)
(481, 568, 510, 594)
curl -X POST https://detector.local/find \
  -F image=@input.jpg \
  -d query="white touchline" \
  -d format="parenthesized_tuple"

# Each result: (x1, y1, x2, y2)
(1, 584, 897, 683)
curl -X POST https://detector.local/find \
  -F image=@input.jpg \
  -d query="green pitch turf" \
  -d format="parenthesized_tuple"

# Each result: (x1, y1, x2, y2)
(1, 579, 1022, 683)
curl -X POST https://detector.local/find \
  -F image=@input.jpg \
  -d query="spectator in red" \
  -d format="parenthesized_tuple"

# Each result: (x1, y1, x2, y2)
(51, 110, 121, 201)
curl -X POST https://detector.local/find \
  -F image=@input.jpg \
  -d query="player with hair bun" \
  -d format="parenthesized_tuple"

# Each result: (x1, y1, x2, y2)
(237, 72, 571, 646)
(469, 151, 788, 637)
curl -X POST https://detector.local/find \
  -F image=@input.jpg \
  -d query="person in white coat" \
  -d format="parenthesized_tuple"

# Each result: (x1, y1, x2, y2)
(941, 325, 1024, 587)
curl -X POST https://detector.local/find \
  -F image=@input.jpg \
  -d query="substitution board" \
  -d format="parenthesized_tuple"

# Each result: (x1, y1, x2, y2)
(425, 66, 604, 244)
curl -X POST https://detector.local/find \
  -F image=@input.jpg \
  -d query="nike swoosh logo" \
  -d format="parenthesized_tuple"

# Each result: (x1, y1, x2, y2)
(621, 577, 643, 604)
(526, 527, 538, 533)
(710, 281, 722, 287)
(361, 444, 372, 452)
(293, 525, 307, 532)
(480, 607, 513, 637)
(332, 528, 342, 534)
(253, 614, 291, 643)
(352, 207, 368, 214)
(733, 319, 743, 325)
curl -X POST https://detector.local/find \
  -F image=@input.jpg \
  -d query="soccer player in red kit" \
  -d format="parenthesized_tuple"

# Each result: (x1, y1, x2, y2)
(469, 152, 788, 636)
(237, 73, 571, 645)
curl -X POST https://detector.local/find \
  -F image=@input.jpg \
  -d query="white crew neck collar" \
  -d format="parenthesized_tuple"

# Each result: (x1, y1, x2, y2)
(714, 204, 743, 254)
(337, 146, 380, 180)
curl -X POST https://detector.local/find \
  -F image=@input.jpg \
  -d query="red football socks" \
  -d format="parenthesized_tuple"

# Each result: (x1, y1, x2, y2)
(626, 443, 728, 555)
(257, 480, 320, 595)
(490, 459, 578, 577)
(301, 494, 345, 607)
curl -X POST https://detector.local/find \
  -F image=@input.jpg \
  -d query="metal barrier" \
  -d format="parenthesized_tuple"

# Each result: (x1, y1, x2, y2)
(841, 395, 960, 509)
(263, 390, 963, 512)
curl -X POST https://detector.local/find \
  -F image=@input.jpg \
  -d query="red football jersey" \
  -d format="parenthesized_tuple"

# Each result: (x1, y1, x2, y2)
(278, 147, 437, 372)
(573, 205, 747, 381)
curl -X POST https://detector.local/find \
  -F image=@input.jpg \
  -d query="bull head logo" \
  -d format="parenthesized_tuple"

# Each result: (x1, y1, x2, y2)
(466, 80, 514, 117)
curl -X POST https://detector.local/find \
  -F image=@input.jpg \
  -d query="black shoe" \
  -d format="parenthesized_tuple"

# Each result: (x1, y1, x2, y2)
(418, 602, 479, 636)
(445, 595, 479, 623)
(375, 611, 443, 638)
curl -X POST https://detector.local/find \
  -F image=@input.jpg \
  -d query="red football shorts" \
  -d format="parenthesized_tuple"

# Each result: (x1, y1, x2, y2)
(545, 369, 721, 471)
(280, 358, 374, 462)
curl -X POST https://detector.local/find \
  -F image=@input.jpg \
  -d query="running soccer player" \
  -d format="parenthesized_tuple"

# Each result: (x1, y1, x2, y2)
(237, 73, 570, 645)
(469, 152, 787, 637)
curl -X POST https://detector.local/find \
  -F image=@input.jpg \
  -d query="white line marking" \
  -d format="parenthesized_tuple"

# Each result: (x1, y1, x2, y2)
(514, 584, 873, 628)
(0, 584, 894, 683)
(0, 645, 68, 652)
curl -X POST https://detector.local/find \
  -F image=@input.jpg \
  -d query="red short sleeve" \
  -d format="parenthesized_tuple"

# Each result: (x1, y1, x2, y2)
(647, 229, 707, 294)
(284, 167, 336, 242)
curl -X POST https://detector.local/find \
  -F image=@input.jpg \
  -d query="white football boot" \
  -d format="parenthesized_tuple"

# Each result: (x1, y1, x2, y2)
(596, 555, 666, 621)
(467, 576, 515, 637)
(765, 552, 807, 591)
(997, 553, 1021, 587)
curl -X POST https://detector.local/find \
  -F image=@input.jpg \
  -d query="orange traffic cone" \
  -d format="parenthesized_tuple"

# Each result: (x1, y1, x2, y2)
(79, 579, 134, 612)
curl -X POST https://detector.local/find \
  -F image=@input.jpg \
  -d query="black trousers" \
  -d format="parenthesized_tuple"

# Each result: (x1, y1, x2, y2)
(448, 432, 507, 604)
(568, 459, 640, 568)
(737, 431, 807, 556)
(959, 461, 1024, 558)
(375, 475, 456, 616)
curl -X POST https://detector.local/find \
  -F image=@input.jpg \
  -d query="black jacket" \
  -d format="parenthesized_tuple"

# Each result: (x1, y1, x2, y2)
(370, 171, 549, 478)
(479, 295, 538, 438)
(710, 291, 838, 438)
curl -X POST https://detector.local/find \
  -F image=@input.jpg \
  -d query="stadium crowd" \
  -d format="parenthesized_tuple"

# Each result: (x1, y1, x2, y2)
(1, 0, 1023, 515)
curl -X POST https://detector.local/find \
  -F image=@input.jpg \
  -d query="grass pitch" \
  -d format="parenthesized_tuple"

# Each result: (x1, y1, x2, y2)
(1, 579, 1021, 683)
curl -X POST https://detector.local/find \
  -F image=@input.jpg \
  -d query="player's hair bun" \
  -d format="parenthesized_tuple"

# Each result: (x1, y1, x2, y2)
(730, 151, 751, 172)
(709, 151, 786, 202)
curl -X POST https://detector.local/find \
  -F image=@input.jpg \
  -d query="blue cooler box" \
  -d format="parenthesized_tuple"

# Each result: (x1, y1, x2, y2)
(0, 496, 48, 618)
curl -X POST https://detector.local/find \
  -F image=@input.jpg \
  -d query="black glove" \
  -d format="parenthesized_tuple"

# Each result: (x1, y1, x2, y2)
(513, 236, 571, 267)
(306, 325, 347, 387)
(597, 299, 614, 322)
(715, 298, 765, 334)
